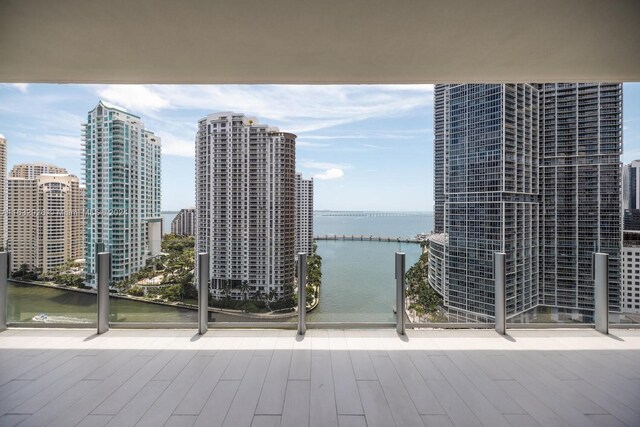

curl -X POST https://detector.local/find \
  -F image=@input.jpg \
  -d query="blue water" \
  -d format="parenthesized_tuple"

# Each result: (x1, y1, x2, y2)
(310, 211, 432, 322)
(161, 210, 433, 322)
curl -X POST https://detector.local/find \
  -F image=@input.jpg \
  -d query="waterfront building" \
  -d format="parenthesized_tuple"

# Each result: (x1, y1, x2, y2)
(10, 163, 67, 179)
(171, 207, 196, 236)
(621, 160, 640, 313)
(196, 112, 296, 300)
(295, 173, 314, 256)
(433, 85, 446, 234)
(83, 101, 162, 286)
(431, 83, 622, 321)
(7, 165, 84, 273)
(0, 135, 6, 248)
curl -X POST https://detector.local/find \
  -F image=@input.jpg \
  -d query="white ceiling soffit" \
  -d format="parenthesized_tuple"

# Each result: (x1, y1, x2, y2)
(0, 0, 639, 84)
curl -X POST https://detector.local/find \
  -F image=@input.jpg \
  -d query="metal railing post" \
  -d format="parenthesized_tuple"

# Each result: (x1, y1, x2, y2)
(494, 252, 506, 335)
(593, 252, 609, 334)
(97, 252, 111, 334)
(297, 252, 307, 335)
(395, 252, 406, 335)
(0, 252, 9, 331)
(198, 253, 209, 335)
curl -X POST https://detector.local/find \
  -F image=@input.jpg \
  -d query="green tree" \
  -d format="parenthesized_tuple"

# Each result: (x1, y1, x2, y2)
(240, 280, 250, 300)
(405, 246, 443, 318)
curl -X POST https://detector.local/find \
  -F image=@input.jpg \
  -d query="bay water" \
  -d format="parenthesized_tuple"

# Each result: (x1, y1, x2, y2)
(309, 211, 432, 322)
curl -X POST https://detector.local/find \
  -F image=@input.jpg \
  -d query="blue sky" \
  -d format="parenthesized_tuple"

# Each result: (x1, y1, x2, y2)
(0, 83, 638, 212)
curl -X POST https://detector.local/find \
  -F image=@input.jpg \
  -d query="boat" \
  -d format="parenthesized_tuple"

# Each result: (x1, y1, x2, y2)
(32, 313, 48, 322)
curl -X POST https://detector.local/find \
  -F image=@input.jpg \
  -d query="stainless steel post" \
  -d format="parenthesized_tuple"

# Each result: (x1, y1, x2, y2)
(0, 252, 9, 331)
(395, 252, 406, 335)
(494, 252, 506, 335)
(297, 252, 307, 335)
(198, 253, 209, 335)
(594, 252, 609, 334)
(97, 252, 111, 334)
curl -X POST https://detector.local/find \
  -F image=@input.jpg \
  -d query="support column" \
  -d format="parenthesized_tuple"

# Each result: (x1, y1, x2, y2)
(297, 252, 307, 335)
(395, 252, 406, 335)
(494, 252, 506, 335)
(593, 252, 609, 334)
(97, 252, 111, 334)
(0, 252, 9, 331)
(198, 253, 209, 335)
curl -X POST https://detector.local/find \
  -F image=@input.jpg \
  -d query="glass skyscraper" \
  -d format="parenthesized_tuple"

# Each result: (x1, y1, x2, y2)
(431, 83, 622, 321)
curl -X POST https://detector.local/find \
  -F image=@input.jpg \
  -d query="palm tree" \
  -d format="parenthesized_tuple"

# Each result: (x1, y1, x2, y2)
(240, 280, 250, 300)
(254, 288, 263, 304)
(223, 279, 231, 300)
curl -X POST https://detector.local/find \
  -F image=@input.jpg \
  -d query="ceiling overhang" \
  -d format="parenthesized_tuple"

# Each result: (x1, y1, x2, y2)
(1, 0, 639, 84)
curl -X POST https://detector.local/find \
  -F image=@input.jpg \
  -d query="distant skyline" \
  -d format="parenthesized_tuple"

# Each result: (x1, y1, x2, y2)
(1, 83, 639, 211)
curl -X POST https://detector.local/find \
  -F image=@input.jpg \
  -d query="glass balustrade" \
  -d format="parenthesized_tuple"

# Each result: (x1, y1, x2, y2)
(3, 239, 638, 331)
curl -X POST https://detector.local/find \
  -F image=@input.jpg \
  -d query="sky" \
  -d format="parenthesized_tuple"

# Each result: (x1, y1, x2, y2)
(0, 83, 639, 212)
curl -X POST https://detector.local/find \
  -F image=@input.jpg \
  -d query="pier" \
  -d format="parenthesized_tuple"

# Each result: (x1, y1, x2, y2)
(314, 235, 423, 244)
(314, 211, 425, 217)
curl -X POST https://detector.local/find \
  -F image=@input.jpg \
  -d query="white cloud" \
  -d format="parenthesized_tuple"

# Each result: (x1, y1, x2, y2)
(97, 85, 170, 113)
(13, 134, 81, 160)
(296, 141, 331, 148)
(300, 160, 349, 181)
(300, 161, 349, 170)
(11, 83, 29, 93)
(91, 84, 433, 161)
(1, 83, 29, 93)
(314, 168, 344, 180)
(160, 132, 194, 157)
(94, 84, 432, 133)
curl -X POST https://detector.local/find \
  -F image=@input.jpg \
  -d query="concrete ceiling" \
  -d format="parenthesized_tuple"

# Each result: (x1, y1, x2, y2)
(1, 0, 639, 84)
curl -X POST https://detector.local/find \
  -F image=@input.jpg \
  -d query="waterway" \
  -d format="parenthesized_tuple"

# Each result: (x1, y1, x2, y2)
(8, 211, 433, 325)
(309, 211, 432, 322)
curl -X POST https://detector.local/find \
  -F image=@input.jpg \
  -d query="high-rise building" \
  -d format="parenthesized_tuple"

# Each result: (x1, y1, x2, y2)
(433, 85, 446, 234)
(622, 160, 640, 230)
(83, 101, 162, 286)
(621, 161, 640, 313)
(10, 163, 67, 179)
(431, 83, 622, 322)
(7, 165, 85, 273)
(433, 84, 540, 321)
(538, 83, 622, 315)
(171, 208, 196, 236)
(295, 173, 313, 256)
(196, 112, 295, 300)
(0, 135, 7, 249)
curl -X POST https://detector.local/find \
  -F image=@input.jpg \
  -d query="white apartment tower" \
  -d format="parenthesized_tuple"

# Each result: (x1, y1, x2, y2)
(10, 163, 67, 179)
(83, 101, 162, 286)
(196, 112, 296, 300)
(171, 207, 196, 236)
(295, 173, 314, 256)
(7, 164, 85, 273)
(0, 135, 7, 249)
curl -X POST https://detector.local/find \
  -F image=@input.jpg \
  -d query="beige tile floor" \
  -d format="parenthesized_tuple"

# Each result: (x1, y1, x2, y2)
(0, 328, 639, 426)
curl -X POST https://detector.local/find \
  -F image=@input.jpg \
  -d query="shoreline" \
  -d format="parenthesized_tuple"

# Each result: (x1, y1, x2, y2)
(9, 279, 301, 320)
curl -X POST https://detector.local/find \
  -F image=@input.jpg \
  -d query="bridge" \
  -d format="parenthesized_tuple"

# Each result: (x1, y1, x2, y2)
(314, 235, 423, 244)
(314, 211, 426, 217)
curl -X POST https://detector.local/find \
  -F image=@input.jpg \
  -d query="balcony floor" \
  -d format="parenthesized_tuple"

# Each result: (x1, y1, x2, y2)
(0, 328, 639, 427)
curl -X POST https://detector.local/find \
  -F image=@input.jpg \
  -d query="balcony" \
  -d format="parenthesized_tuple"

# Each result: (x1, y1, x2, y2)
(0, 328, 639, 426)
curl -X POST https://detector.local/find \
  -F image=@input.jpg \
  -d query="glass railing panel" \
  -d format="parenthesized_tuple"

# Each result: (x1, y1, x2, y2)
(8, 279, 97, 325)
(305, 239, 410, 324)
(609, 311, 640, 326)
(108, 238, 198, 324)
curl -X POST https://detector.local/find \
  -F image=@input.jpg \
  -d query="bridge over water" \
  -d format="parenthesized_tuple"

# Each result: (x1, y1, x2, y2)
(314, 235, 423, 244)
(314, 211, 426, 217)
